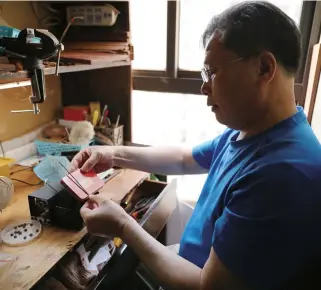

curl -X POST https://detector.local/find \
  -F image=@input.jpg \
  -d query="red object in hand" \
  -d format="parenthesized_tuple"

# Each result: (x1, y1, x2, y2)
(63, 106, 90, 121)
(61, 169, 105, 202)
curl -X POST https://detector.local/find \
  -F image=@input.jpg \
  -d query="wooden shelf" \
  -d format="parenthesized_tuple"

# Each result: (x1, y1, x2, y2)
(46, 58, 131, 75)
(0, 55, 130, 85)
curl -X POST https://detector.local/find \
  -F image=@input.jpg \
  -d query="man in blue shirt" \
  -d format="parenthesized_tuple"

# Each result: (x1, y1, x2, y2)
(71, 1, 321, 289)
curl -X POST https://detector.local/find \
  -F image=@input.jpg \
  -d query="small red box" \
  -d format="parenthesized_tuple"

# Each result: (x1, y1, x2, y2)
(63, 106, 89, 121)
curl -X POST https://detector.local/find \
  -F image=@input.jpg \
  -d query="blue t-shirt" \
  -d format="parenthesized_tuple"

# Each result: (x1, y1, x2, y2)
(178, 107, 321, 289)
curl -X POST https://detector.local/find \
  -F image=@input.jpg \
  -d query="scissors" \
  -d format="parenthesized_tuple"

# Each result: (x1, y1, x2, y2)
(129, 196, 156, 219)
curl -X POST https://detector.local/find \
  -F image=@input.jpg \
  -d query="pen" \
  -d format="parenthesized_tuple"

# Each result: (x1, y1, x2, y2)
(115, 114, 120, 128)
(99, 105, 108, 126)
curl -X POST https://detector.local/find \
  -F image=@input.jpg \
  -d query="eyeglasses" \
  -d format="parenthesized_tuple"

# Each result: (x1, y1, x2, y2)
(201, 57, 244, 83)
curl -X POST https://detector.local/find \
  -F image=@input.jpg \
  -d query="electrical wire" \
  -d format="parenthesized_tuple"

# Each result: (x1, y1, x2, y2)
(11, 178, 42, 186)
(9, 164, 40, 185)
(44, 179, 59, 194)
(10, 166, 34, 175)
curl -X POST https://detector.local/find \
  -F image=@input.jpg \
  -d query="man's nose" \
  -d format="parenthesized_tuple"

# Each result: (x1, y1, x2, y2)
(200, 81, 211, 96)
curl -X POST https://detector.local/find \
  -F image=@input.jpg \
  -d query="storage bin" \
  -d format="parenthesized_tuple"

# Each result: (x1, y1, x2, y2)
(35, 140, 89, 156)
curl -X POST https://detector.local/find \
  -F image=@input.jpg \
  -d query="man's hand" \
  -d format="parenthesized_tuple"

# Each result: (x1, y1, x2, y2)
(80, 195, 129, 237)
(79, 195, 248, 290)
(70, 146, 115, 173)
(71, 145, 207, 176)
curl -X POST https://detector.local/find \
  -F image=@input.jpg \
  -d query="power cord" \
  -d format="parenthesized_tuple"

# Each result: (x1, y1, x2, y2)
(10, 165, 34, 175)
(10, 165, 42, 186)
(11, 178, 42, 186)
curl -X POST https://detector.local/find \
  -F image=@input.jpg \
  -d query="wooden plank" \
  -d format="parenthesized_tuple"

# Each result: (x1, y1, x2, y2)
(0, 57, 10, 64)
(59, 51, 129, 65)
(64, 42, 130, 52)
(49, 59, 131, 74)
(0, 70, 28, 81)
(311, 72, 321, 141)
(0, 57, 130, 85)
(304, 44, 321, 123)
(0, 64, 16, 72)
(300, 1, 321, 106)
(0, 166, 148, 290)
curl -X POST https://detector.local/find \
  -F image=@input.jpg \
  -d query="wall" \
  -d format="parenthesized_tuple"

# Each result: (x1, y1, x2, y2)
(0, 1, 62, 141)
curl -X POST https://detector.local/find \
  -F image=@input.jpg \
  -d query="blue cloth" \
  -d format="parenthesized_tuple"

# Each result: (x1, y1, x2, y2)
(33, 155, 71, 182)
(178, 107, 321, 289)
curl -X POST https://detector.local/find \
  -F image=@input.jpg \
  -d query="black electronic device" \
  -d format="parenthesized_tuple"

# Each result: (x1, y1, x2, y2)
(28, 168, 121, 231)
(28, 181, 84, 230)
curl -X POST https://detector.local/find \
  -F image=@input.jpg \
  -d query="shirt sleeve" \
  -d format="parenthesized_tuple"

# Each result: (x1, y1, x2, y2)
(192, 132, 227, 170)
(212, 163, 321, 289)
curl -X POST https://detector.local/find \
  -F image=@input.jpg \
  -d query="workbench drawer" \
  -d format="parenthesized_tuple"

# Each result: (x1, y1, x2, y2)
(86, 178, 178, 290)
(37, 178, 178, 290)
(135, 178, 178, 238)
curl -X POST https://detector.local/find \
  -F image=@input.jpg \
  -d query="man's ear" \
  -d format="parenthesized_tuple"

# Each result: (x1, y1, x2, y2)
(258, 52, 276, 82)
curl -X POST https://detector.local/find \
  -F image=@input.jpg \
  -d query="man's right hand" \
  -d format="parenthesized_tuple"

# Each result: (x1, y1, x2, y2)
(70, 146, 115, 173)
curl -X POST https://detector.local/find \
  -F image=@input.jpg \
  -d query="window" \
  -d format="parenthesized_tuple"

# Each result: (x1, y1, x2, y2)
(178, 0, 303, 71)
(131, 1, 319, 104)
(130, 0, 167, 70)
(130, 1, 321, 202)
(131, 90, 226, 201)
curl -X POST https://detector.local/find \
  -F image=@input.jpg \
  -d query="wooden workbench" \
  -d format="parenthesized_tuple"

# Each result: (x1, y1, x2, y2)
(0, 166, 148, 290)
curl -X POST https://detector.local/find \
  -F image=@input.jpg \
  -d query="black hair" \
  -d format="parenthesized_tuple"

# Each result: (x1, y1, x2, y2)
(201, 1, 302, 74)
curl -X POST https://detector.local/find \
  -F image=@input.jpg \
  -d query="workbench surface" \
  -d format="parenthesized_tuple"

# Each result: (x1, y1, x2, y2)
(0, 166, 148, 290)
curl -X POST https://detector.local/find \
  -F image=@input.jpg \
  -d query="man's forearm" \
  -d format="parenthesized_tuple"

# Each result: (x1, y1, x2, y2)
(122, 216, 202, 290)
(112, 145, 190, 175)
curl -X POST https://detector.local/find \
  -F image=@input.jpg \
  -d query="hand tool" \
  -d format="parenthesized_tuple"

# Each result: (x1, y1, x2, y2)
(0, 17, 82, 114)
(0, 28, 62, 114)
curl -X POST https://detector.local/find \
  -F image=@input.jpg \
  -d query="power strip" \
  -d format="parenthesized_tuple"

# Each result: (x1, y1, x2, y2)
(66, 4, 120, 27)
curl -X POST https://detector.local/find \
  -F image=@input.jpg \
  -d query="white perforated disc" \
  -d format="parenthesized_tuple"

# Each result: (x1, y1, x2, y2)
(1, 220, 42, 246)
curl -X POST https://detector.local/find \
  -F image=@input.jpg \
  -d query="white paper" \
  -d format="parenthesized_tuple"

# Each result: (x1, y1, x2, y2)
(76, 243, 112, 274)
(17, 155, 43, 167)
(76, 244, 91, 270)
(90, 245, 111, 266)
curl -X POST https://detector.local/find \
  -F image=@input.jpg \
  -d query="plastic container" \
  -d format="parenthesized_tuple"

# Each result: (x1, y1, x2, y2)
(0, 26, 20, 38)
(35, 140, 87, 156)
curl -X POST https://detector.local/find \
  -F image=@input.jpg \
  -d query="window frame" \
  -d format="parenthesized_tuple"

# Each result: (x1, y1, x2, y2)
(132, 1, 321, 105)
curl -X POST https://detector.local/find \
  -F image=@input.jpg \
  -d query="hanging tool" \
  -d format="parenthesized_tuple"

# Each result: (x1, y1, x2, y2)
(54, 16, 83, 76)
(0, 28, 63, 114)
(0, 17, 83, 114)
